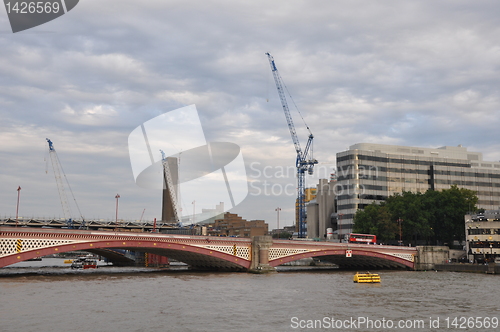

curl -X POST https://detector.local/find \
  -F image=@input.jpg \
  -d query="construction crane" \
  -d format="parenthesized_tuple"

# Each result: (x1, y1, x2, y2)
(46, 138, 85, 229)
(160, 150, 181, 225)
(266, 52, 318, 238)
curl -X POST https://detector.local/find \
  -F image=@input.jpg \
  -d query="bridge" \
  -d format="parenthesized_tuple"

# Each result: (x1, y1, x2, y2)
(1, 227, 442, 272)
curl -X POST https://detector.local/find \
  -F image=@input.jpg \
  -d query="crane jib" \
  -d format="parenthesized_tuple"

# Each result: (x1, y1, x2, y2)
(266, 52, 318, 238)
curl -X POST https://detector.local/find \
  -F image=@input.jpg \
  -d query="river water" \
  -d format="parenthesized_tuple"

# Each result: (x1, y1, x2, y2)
(1, 259, 499, 332)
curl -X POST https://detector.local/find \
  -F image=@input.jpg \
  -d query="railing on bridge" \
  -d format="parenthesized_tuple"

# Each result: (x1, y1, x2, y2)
(0, 218, 198, 234)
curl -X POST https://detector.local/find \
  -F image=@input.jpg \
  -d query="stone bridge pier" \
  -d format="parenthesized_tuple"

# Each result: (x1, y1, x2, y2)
(249, 236, 276, 273)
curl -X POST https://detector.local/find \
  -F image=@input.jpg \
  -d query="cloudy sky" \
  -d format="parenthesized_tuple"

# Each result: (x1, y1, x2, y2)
(1, 0, 500, 229)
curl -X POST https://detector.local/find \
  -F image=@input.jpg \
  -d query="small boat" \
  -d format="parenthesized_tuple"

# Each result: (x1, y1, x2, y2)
(353, 272, 381, 283)
(70, 255, 98, 269)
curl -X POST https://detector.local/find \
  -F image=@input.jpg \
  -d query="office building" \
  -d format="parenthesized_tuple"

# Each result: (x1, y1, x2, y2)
(335, 143, 500, 235)
(465, 211, 500, 263)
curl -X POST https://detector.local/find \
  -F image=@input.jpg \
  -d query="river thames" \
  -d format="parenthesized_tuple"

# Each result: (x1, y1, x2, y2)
(1, 259, 499, 332)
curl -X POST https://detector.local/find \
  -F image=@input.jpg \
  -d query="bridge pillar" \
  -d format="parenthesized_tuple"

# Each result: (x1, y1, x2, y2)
(249, 236, 276, 273)
(415, 246, 449, 270)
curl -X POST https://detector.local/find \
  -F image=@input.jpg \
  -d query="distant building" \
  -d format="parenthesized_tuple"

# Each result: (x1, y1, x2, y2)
(270, 225, 295, 238)
(295, 187, 317, 233)
(307, 179, 337, 239)
(174, 202, 226, 226)
(465, 211, 500, 263)
(204, 212, 268, 238)
(162, 157, 179, 222)
(308, 143, 500, 238)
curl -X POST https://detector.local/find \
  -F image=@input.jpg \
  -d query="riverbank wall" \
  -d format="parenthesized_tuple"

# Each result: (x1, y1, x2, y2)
(435, 263, 499, 274)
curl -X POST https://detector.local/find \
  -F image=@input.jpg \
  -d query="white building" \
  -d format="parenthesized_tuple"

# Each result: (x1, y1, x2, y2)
(308, 143, 500, 237)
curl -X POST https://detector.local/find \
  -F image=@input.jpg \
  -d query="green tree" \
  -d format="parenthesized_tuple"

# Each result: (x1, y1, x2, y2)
(353, 186, 478, 246)
(353, 202, 398, 243)
(425, 185, 477, 246)
(385, 191, 433, 245)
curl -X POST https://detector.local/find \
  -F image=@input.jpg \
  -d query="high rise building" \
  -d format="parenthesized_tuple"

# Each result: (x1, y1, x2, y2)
(335, 143, 500, 235)
(162, 157, 179, 222)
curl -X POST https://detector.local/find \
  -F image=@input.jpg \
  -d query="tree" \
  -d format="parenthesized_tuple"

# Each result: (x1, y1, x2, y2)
(352, 185, 478, 247)
(425, 185, 477, 246)
(353, 202, 398, 243)
(385, 191, 433, 245)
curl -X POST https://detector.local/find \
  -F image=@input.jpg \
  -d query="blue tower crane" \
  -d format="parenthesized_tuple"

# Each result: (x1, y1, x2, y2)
(266, 53, 318, 238)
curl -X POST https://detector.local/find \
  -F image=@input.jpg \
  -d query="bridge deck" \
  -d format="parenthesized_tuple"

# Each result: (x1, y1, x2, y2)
(0, 227, 417, 270)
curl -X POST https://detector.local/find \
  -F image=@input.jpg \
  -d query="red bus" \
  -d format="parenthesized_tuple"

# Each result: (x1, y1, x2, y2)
(348, 233, 377, 244)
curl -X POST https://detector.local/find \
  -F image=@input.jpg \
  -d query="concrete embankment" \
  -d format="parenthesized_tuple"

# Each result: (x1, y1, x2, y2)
(435, 263, 499, 274)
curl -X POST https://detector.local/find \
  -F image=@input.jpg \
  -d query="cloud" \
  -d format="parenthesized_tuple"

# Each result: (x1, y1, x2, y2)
(1, 0, 500, 228)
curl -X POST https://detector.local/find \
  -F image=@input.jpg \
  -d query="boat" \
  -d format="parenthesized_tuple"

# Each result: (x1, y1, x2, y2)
(70, 255, 98, 269)
(353, 272, 381, 283)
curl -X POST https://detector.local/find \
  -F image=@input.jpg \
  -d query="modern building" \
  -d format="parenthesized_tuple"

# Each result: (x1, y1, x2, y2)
(162, 157, 179, 223)
(465, 211, 500, 263)
(334, 143, 500, 236)
(204, 212, 268, 238)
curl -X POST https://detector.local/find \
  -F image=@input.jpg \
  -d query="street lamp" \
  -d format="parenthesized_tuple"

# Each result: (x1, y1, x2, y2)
(15, 186, 21, 227)
(338, 213, 343, 242)
(397, 218, 403, 246)
(490, 243, 493, 262)
(115, 194, 120, 225)
(275, 207, 281, 239)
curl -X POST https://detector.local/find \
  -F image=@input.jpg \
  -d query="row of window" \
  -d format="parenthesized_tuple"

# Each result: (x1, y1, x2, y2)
(337, 203, 356, 210)
(434, 170, 500, 179)
(469, 241, 500, 248)
(331, 214, 354, 221)
(337, 164, 432, 177)
(434, 179, 500, 187)
(338, 166, 500, 183)
(468, 229, 500, 235)
(337, 202, 408, 212)
(337, 153, 471, 168)
(334, 184, 389, 192)
(477, 200, 500, 206)
(337, 176, 500, 189)
(337, 173, 429, 183)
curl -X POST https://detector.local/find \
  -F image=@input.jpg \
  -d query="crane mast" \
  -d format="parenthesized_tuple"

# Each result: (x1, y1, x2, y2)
(266, 53, 318, 238)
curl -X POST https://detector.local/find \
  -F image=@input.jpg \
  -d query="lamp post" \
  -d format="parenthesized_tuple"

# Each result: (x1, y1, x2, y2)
(490, 243, 493, 262)
(397, 218, 403, 246)
(192, 200, 196, 224)
(115, 194, 120, 228)
(338, 213, 343, 242)
(275, 207, 281, 239)
(15, 186, 21, 227)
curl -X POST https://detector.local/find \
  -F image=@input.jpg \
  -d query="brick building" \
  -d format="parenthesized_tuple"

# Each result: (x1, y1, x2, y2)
(205, 212, 268, 237)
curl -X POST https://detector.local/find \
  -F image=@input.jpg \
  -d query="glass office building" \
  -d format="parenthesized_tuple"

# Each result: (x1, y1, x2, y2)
(336, 143, 500, 234)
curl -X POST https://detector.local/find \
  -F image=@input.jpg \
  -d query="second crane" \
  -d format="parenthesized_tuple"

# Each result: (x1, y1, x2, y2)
(266, 52, 318, 238)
